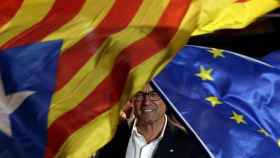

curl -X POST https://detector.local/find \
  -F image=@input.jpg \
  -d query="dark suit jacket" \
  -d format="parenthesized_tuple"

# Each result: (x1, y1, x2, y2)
(96, 120, 210, 158)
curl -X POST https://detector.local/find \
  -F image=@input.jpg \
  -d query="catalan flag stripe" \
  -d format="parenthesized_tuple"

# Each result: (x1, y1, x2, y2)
(48, 0, 169, 126)
(54, 0, 143, 91)
(1, 0, 86, 49)
(0, 0, 23, 28)
(55, 104, 121, 158)
(45, 0, 144, 156)
(48, 2, 147, 124)
(46, 0, 192, 157)
(42, 0, 115, 51)
(53, 2, 200, 156)
(0, 0, 54, 46)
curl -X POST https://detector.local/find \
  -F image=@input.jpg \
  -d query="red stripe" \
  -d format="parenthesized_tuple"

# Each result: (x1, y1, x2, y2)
(1, 0, 85, 49)
(45, 0, 143, 157)
(45, 0, 191, 157)
(0, 0, 23, 28)
(54, 0, 143, 91)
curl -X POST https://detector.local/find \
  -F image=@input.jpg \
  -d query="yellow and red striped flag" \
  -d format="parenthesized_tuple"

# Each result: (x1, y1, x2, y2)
(0, 0, 278, 158)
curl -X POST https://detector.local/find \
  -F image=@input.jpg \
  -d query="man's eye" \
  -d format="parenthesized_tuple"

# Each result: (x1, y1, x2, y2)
(150, 92, 159, 97)
(135, 92, 144, 97)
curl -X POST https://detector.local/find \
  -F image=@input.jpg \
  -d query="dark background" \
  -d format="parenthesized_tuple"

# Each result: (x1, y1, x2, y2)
(189, 9, 280, 58)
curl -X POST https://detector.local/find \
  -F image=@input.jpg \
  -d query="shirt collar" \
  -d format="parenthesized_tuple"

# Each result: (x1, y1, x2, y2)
(131, 115, 168, 141)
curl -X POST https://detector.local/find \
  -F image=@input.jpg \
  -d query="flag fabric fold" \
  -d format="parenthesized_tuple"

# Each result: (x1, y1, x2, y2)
(153, 45, 280, 158)
(192, 0, 280, 36)
(261, 50, 280, 69)
(0, 0, 279, 157)
(0, 41, 62, 158)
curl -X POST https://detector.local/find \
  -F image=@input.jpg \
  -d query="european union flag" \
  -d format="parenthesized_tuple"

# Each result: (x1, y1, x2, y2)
(261, 50, 280, 69)
(0, 41, 62, 158)
(153, 45, 280, 158)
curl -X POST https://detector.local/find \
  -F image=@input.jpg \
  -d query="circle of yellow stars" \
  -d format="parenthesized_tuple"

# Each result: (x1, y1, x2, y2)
(195, 47, 280, 148)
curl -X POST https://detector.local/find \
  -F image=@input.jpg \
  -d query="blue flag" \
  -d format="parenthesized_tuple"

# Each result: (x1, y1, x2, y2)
(0, 41, 62, 158)
(153, 45, 280, 158)
(261, 50, 280, 69)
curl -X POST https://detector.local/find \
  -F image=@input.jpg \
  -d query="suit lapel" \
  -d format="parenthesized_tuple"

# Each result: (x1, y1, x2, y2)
(153, 121, 177, 158)
(110, 121, 131, 158)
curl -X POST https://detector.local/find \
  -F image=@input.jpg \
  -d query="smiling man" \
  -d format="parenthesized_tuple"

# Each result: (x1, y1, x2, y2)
(96, 83, 210, 158)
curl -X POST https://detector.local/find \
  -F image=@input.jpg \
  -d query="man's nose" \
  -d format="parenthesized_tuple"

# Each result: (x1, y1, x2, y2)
(143, 95, 152, 105)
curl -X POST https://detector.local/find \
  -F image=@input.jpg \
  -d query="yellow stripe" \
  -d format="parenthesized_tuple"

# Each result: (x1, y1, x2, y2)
(118, 0, 200, 108)
(192, 0, 280, 36)
(54, 104, 121, 158)
(52, 2, 201, 157)
(43, 0, 114, 51)
(48, 0, 170, 126)
(0, 0, 55, 45)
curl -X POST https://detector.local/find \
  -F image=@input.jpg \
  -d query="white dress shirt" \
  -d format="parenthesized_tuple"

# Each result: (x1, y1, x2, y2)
(125, 115, 167, 158)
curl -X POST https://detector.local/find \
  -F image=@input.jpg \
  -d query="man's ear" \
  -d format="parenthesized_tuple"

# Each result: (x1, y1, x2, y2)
(128, 97, 135, 104)
(123, 99, 134, 112)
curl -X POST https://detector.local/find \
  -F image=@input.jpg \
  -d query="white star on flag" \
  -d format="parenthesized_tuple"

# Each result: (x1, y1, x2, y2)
(0, 76, 35, 136)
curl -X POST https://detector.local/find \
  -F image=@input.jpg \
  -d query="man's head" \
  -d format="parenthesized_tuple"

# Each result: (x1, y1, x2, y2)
(132, 84, 166, 125)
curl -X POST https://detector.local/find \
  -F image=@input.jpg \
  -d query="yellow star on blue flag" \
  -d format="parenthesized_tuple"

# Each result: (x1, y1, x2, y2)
(230, 112, 246, 124)
(208, 48, 225, 58)
(195, 66, 213, 81)
(153, 45, 280, 158)
(205, 96, 222, 107)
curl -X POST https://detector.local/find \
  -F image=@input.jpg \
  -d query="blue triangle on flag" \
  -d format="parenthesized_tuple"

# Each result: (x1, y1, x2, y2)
(0, 40, 62, 158)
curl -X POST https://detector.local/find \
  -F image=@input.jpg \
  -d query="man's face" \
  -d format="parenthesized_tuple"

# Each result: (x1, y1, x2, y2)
(132, 84, 166, 124)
